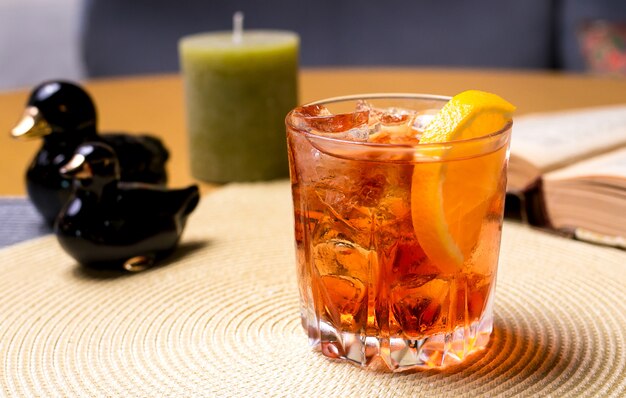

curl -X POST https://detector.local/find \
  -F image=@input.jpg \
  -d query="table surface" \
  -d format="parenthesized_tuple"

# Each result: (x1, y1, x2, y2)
(2, 67, 626, 195)
(1, 69, 625, 396)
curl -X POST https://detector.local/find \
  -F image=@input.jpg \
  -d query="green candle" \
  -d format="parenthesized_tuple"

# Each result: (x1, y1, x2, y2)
(179, 13, 299, 182)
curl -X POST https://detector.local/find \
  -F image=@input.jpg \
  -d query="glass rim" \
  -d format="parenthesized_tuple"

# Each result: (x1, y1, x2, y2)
(285, 93, 513, 150)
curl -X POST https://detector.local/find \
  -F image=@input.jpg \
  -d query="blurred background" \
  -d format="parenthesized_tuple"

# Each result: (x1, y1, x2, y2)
(1, 0, 626, 91)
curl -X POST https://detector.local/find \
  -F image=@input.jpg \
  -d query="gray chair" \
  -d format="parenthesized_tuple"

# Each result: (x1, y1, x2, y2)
(81, 0, 568, 77)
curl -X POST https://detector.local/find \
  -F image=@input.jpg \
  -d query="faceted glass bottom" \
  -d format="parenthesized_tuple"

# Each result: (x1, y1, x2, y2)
(303, 306, 493, 372)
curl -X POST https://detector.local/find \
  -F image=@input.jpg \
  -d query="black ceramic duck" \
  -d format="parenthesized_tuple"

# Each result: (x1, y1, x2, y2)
(10, 80, 169, 226)
(55, 142, 199, 272)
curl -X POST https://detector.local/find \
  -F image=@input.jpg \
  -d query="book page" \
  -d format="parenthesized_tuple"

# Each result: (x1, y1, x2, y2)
(543, 146, 626, 181)
(511, 104, 626, 172)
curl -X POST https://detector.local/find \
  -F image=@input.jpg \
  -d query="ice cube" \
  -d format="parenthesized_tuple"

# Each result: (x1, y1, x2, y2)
(290, 104, 331, 130)
(346, 126, 370, 141)
(291, 104, 369, 136)
(319, 274, 366, 329)
(378, 108, 413, 126)
(293, 104, 332, 118)
(313, 238, 372, 329)
(390, 277, 450, 335)
(411, 111, 437, 137)
(356, 100, 385, 136)
(313, 239, 371, 283)
(363, 106, 421, 144)
(355, 100, 372, 113)
(391, 240, 429, 275)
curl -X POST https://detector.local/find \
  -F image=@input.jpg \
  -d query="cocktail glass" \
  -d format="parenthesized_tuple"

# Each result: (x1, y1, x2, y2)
(286, 94, 512, 371)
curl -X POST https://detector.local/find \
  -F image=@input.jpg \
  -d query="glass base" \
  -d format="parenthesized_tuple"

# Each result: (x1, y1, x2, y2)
(305, 312, 493, 372)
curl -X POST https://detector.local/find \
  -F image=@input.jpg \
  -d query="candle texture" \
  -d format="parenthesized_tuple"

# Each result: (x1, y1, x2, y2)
(179, 28, 299, 182)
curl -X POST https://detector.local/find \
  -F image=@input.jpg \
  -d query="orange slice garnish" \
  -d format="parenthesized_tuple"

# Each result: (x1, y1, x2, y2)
(411, 90, 515, 274)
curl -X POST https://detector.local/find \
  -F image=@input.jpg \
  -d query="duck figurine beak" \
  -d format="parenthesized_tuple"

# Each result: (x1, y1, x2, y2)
(11, 106, 53, 140)
(59, 154, 92, 179)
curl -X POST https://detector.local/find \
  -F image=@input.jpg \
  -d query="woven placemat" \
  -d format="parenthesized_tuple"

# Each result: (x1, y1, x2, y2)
(0, 181, 624, 397)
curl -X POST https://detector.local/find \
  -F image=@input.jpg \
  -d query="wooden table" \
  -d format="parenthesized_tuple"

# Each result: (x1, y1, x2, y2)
(1, 69, 625, 396)
(2, 68, 626, 195)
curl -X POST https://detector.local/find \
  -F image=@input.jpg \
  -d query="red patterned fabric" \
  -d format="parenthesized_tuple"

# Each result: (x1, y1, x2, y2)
(579, 20, 626, 75)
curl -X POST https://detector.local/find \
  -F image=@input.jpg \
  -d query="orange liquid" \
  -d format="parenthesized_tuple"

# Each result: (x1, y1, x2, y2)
(287, 102, 507, 370)
(288, 120, 508, 370)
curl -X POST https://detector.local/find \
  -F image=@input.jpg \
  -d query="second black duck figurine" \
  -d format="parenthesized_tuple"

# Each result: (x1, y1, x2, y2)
(10, 80, 170, 226)
(56, 142, 199, 272)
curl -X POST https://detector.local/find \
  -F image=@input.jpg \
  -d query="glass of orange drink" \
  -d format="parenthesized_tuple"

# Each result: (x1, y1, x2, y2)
(286, 92, 514, 371)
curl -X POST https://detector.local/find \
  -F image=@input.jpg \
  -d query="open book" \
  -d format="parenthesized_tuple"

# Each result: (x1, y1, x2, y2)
(508, 104, 626, 249)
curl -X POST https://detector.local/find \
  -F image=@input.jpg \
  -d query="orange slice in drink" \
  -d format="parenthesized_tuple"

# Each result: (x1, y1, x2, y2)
(411, 90, 515, 274)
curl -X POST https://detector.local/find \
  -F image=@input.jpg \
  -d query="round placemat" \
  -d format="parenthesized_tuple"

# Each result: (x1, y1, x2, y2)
(0, 181, 624, 397)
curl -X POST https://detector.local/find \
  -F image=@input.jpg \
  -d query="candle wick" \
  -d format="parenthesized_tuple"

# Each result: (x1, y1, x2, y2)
(233, 11, 244, 44)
